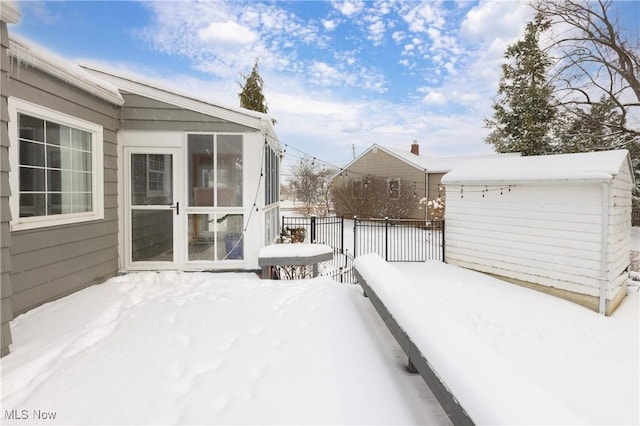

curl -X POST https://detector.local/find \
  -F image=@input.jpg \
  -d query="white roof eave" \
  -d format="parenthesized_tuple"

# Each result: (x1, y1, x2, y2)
(8, 37, 124, 106)
(442, 173, 615, 186)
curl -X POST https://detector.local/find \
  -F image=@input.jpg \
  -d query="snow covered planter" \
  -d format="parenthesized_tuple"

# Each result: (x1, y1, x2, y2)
(442, 150, 635, 315)
(258, 243, 333, 279)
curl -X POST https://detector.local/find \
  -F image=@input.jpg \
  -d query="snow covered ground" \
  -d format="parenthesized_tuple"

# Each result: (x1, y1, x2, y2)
(0, 272, 448, 425)
(393, 261, 639, 425)
(1, 252, 638, 424)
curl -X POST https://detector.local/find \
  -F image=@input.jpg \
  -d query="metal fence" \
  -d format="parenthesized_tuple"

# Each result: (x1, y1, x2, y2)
(281, 216, 344, 251)
(354, 217, 445, 262)
(282, 216, 356, 283)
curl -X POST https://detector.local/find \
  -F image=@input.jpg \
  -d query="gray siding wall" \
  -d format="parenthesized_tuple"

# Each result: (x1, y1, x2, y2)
(341, 149, 427, 219)
(8, 64, 120, 315)
(120, 93, 255, 132)
(1, 20, 14, 357)
(427, 173, 446, 201)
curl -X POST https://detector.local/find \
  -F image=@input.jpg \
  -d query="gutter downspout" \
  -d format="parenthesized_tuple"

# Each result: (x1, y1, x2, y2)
(599, 182, 610, 315)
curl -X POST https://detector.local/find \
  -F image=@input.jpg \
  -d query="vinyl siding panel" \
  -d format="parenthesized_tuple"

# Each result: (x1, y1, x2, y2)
(11, 257, 117, 316)
(445, 158, 633, 312)
(8, 63, 120, 316)
(445, 184, 604, 296)
(427, 173, 445, 200)
(119, 93, 255, 133)
(340, 148, 427, 219)
(606, 164, 633, 287)
(1, 20, 13, 356)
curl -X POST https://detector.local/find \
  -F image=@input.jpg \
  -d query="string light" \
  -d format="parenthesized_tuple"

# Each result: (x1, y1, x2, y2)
(278, 140, 520, 200)
(458, 185, 515, 198)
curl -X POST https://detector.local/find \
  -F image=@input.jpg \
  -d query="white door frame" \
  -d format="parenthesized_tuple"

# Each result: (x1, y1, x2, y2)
(123, 146, 183, 270)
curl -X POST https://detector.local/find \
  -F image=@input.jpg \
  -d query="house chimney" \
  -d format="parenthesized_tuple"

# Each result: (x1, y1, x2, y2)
(410, 140, 419, 156)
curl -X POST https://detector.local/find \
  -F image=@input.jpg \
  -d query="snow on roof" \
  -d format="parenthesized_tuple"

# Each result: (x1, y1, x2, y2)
(8, 36, 124, 105)
(384, 145, 520, 173)
(442, 150, 631, 185)
(341, 144, 518, 175)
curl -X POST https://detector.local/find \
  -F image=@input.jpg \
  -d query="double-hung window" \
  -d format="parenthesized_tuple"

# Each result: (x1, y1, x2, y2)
(9, 99, 104, 230)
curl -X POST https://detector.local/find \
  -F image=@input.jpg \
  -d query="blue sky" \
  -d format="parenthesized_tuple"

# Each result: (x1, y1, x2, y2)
(9, 0, 640, 178)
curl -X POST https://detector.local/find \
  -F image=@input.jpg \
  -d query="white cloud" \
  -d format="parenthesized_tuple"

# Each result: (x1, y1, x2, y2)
(309, 61, 345, 86)
(367, 19, 386, 46)
(460, 1, 531, 42)
(423, 91, 447, 105)
(335, 0, 365, 17)
(197, 20, 258, 44)
(403, 44, 415, 54)
(402, 2, 446, 33)
(322, 19, 337, 31)
(392, 31, 405, 44)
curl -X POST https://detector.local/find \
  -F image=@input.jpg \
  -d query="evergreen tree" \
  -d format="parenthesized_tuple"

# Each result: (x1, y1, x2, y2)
(485, 14, 558, 156)
(238, 59, 269, 114)
(556, 97, 623, 153)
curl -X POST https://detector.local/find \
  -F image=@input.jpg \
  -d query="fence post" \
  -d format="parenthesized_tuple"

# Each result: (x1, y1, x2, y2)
(384, 217, 389, 262)
(441, 220, 445, 261)
(340, 216, 344, 254)
(353, 216, 357, 258)
(310, 215, 316, 243)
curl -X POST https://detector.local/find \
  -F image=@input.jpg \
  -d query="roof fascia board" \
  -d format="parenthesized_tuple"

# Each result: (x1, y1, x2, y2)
(8, 39, 124, 105)
(442, 174, 614, 186)
(84, 67, 268, 132)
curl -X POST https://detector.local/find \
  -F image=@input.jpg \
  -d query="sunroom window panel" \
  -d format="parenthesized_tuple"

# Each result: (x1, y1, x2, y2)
(217, 135, 242, 207)
(188, 134, 214, 207)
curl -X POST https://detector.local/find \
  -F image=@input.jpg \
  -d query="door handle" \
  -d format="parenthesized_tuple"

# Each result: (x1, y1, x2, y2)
(170, 202, 179, 215)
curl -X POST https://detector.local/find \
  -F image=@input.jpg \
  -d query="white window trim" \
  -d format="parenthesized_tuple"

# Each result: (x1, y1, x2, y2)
(9, 98, 104, 231)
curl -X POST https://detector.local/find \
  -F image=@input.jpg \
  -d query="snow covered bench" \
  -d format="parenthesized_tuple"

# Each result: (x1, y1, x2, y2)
(353, 254, 586, 426)
(258, 243, 333, 279)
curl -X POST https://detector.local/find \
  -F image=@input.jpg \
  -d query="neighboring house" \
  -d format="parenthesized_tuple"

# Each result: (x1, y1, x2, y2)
(442, 150, 634, 315)
(0, 8, 280, 357)
(333, 141, 515, 219)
